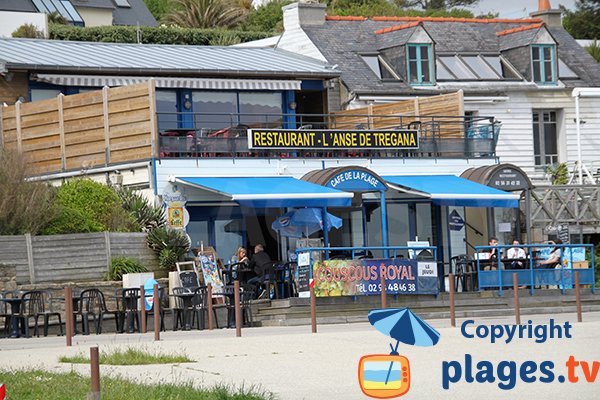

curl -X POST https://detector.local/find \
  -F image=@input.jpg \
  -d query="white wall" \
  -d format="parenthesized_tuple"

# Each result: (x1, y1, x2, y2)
(76, 7, 113, 27)
(0, 11, 48, 38)
(465, 89, 600, 181)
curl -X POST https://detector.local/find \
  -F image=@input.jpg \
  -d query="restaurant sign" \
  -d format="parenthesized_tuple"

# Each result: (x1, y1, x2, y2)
(248, 129, 419, 150)
(312, 258, 438, 297)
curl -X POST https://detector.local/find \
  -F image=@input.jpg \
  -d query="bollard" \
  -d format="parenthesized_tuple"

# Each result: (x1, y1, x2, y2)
(207, 284, 214, 330)
(575, 272, 582, 323)
(140, 285, 146, 334)
(153, 284, 160, 341)
(88, 346, 101, 400)
(65, 286, 73, 347)
(448, 273, 456, 328)
(513, 273, 521, 325)
(234, 280, 242, 337)
(310, 283, 317, 333)
(380, 273, 387, 309)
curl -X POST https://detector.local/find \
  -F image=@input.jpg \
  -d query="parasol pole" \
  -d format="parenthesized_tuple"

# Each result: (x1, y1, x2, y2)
(322, 207, 330, 259)
(384, 340, 401, 385)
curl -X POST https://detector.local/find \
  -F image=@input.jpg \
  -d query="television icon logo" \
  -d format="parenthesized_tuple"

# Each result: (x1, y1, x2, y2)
(358, 355, 410, 398)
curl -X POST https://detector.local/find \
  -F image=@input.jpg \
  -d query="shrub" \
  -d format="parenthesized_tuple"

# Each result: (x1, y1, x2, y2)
(546, 162, 569, 185)
(12, 23, 45, 38)
(49, 23, 272, 45)
(117, 187, 166, 232)
(43, 179, 137, 234)
(0, 149, 58, 235)
(108, 256, 148, 281)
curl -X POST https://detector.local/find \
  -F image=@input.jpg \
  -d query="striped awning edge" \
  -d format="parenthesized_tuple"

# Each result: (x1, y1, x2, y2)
(32, 74, 302, 91)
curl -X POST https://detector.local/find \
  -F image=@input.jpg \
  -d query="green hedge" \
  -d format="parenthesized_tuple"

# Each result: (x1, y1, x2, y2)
(49, 24, 272, 45)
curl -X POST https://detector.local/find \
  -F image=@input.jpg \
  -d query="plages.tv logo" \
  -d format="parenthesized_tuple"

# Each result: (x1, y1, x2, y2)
(359, 308, 440, 398)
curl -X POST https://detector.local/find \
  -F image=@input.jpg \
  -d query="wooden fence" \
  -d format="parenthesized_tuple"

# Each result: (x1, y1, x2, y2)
(330, 91, 465, 137)
(0, 232, 158, 284)
(0, 81, 157, 176)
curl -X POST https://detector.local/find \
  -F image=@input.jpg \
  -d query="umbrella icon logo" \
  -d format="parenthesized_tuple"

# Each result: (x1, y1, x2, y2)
(358, 308, 440, 398)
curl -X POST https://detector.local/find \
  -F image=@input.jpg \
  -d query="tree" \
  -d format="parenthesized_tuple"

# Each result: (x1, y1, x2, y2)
(562, 0, 600, 40)
(144, 0, 172, 23)
(0, 150, 58, 235)
(585, 40, 600, 62)
(243, 0, 292, 32)
(163, 0, 248, 29)
(394, 0, 479, 9)
(12, 23, 45, 38)
(328, 0, 476, 17)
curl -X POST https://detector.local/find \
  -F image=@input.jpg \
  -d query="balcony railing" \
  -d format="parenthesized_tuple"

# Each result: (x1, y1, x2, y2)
(156, 112, 500, 159)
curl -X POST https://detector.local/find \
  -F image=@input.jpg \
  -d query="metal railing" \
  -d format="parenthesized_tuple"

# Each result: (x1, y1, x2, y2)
(475, 243, 596, 296)
(156, 112, 500, 159)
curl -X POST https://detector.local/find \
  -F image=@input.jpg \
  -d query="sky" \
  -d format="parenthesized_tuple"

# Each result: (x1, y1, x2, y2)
(466, 0, 578, 18)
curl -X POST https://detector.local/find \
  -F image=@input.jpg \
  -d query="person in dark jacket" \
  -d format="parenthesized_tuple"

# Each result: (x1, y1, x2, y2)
(248, 244, 272, 278)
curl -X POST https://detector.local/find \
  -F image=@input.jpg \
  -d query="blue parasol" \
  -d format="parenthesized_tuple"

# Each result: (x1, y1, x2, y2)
(271, 208, 342, 238)
(368, 308, 440, 384)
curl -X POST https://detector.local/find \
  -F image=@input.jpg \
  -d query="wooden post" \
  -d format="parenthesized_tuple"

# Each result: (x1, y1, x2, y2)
(234, 280, 242, 337)
(88, 346, 101, 400)
(575, 271, 582, 323)
(65, 286, 73, 347)
(207, 284, 214, 330)
(153, 284, 160, 341)
(140, 285, 146, 334)
(513, 273, 521, 325)
(448, 273, 456, 328)
(380, 273, 387, 309)
(310, 283, 317, 333)
(57, 94, 66, 170)
(15, 100, 22, 154)
(102, 86, 111, 165)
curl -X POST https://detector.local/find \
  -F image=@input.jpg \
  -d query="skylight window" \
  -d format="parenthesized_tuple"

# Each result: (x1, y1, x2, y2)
(462, 56, 500, 80)
(114, 0, 131, 7)
(361, 56, 381, 79)
(558, 59, 578, 79)
(483, 56, 521, 80)
(439, 56, 477, 79)
(360, 55, 400, 80)
(32, 0, 84, 25)
(435, 59, 454, 80)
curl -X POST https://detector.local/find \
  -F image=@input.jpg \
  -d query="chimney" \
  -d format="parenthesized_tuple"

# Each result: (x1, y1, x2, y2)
(530, 0, 562, 27)
(283, 1, 326, 30)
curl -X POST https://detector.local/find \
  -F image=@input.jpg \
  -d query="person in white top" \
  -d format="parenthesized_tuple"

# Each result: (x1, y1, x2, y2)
(506, 239, 527, 268)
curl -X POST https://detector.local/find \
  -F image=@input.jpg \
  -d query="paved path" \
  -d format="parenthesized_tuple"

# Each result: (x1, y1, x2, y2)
(1, 312, 599, 399)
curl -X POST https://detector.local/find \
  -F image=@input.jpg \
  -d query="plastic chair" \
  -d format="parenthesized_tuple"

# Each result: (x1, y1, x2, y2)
(78, 289, 122, 335)
(275, 262, 296, 298)
(119, 288, 141, 333)
(20, 290, 63, 337)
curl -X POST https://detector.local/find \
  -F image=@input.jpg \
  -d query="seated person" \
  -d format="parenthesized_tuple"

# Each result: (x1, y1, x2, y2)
(483, 236, 501, 270)
(538, 239, 562, 268)
(247, 244, 273, 286)
(506, 239, 527, 268)
(232, 247, 249, 265)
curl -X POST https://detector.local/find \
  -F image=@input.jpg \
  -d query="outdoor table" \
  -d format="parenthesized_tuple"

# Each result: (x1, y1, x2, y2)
(0, 297, 25, 338)
(170, 291, 197, 330)
(222, 264, 253, 284)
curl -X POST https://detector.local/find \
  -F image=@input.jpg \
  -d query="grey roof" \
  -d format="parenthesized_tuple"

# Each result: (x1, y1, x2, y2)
(376, 26, 418, 51)
(111, 0, 157, 27)
(498, 28, 540, 51)
(0, 0, 37, 12)
(0, 38, 340, 78)
(302, 19, 600, 95)
(71, 0, 114, 9)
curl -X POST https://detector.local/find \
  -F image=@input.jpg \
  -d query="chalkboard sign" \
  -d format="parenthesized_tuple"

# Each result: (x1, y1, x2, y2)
(179, 271, 200, 288)
(296, 263, 310, 298)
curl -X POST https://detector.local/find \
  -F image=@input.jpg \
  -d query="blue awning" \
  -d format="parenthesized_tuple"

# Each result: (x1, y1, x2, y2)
(174, 176, 353, 208)
(383, 175, 520, 208)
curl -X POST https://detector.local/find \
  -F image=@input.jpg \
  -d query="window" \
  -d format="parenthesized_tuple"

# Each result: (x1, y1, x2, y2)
(193, 92, 238, 130)
(238, 92, 283, 127)
(361, 56, 381, 79)
(532, 45, 556, 84)
(532, 110, 558, 166)
(360, 55, 401, 80)
(155, 90, 178, 132)
(30, 89, 61, 102)
(461, 56, 499, 80)
(32, 0, 84, 25)
(113, 0, 131, 7)
(439, 56, 476, 80)
(407, 44, 433, 85)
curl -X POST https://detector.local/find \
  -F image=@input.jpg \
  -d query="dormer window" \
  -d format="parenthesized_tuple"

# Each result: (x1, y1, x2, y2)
(532, 44, 556, 84)
(407, 44, 433, 85)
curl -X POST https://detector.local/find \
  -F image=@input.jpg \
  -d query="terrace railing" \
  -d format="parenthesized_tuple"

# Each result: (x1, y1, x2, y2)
(156, 112, 500, 159)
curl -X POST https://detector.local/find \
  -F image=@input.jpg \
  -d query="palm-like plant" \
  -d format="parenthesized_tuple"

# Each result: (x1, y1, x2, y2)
(117, 187, 166, 232)
(585, 40, 600, 63)
(164, 0, 248, 29)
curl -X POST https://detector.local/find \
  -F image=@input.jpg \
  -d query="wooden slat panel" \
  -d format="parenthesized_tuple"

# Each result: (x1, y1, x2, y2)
(110, 147, 152, 163)
(22, 136, 61, 152)
(63, 103, 105, 122)
(110, 136, 152, 150)
(107, 83, 150, 101)
(62, 91, 104, 108)
(20, 111, 60, 129)
(19, 98, 58, 115)
(20, 123, 60, 140)
(108, 108, 151, 126)
(109, 120, 152, 138)
(65, 153, 105, 170)
(65, 140, 105, 156)
(26, 159, 63, 175)
(64, 115, 104, 133)
(23, 146, 62, 163)
(64, 128, 105, 146)
(107, 96, 150, 114)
